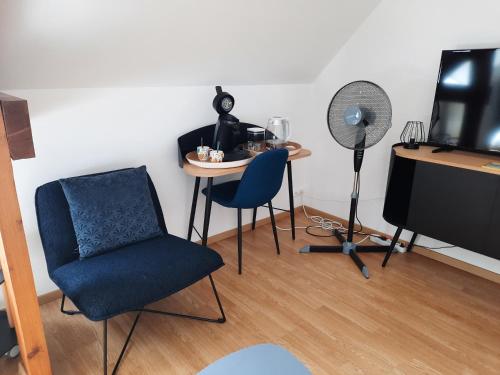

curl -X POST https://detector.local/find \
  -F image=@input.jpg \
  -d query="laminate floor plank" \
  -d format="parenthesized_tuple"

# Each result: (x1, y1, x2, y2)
(1, 212, 499, 374)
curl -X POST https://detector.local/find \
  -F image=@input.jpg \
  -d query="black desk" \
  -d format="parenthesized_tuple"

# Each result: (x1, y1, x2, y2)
(178, 124, 311, 245)
(382, 144, 500, 266)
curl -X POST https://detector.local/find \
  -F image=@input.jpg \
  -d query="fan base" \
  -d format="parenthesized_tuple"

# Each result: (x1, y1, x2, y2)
(298, 229, 392, 279)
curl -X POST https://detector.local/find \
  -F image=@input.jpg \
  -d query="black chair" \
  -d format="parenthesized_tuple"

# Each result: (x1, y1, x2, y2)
(35, 169, 226, 375)
(202, 149, 289, 274)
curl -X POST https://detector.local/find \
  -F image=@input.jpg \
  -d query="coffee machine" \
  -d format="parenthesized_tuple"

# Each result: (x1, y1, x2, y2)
(212, 86, 249, 161)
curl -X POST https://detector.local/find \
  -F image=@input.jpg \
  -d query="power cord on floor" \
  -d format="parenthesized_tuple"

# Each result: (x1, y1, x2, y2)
(276, 205, 382, 245)
(273, 184, 458, 250)
(275, 171, 384, 245)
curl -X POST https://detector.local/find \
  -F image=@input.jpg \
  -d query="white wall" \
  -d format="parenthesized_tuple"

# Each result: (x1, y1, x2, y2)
(0, 84, 313, 307)
(3, 0, 500, 310)
(305, 0, 500, 273)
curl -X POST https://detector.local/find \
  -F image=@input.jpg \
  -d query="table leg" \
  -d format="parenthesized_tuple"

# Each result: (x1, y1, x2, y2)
(407, 232, 418, 252)
(287, 161, 296, 240)
(252, 207, 257, 230)
(187, 177, 200, 241)
(201, 177, 213, 246)
(382, 227, 403, 267)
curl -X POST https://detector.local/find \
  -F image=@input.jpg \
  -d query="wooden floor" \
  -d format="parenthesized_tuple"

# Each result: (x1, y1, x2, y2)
(2, 212, 500, 374)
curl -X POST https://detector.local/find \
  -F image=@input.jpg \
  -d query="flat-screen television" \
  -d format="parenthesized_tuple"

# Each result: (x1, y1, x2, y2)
(428, 48, 500, 154)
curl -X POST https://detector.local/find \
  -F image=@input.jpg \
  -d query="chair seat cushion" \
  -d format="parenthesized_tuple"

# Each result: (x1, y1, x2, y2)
(202, 180, 241, 208)
(51, 234, 224, 321)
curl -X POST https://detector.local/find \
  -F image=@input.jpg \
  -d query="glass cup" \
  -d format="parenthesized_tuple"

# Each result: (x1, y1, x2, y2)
(209, 149, 224, 163)
(197, 146, 210, 161)
(266, 116, 290, 149)
(247, 127, 266, 151)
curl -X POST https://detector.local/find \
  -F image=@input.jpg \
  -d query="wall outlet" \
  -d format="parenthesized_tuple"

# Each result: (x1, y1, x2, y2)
(294, 188, 304, 197)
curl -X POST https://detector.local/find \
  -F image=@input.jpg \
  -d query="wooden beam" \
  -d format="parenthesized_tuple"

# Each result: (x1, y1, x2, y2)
(1, 276, 15, 327)
(0, 107, 51, 374)
(0, 93, 35, 160)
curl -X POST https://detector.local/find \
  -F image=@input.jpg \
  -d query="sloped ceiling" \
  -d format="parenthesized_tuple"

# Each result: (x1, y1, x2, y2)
(0, 0, 380, 89)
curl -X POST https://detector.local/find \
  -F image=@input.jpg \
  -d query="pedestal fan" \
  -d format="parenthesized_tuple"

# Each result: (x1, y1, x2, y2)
(299, 81, 393, 279)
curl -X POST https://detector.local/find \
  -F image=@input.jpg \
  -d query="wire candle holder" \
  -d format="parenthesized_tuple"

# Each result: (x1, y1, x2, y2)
(400, 121, 425, 149)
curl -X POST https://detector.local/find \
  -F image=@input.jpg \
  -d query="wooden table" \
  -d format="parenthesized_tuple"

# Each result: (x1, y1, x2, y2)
(182, 149, 311, 245)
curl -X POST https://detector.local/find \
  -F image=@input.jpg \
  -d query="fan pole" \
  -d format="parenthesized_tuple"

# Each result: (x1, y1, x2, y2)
(300, 80, 393, 279)
(346, 172, 359, 244)
(347, 149, 364, 243)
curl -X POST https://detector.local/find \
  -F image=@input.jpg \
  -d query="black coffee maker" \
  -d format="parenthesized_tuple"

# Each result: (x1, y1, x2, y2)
(212, 86, 249, 161)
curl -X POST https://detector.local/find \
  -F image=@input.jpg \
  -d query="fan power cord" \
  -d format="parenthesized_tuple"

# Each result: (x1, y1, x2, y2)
(276, 205, 382, 245)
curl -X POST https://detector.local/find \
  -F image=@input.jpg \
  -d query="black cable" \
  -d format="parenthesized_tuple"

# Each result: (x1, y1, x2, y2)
(305, 225, 334, 237)
(302, 172, 383, 240)
(193, 226, 202, 241)
(354, 200, 363, 234)
(352, 173, 382, 238)
(416, 244, 456, 250)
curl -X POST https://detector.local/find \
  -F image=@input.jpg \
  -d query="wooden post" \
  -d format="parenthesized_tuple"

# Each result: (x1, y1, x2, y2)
(0, 96, 52, 374)
(1, 272, 15, 327)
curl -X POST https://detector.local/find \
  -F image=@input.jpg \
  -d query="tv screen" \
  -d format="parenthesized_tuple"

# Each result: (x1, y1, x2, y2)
(428, 48, 500, 154)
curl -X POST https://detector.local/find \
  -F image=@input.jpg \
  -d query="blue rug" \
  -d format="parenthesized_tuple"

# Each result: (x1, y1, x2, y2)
(198, 343, 311, 375)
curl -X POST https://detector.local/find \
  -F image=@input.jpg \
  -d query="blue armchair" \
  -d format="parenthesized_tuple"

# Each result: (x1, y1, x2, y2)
(35, 169, 226, 375)
(202, 149, 289, 274)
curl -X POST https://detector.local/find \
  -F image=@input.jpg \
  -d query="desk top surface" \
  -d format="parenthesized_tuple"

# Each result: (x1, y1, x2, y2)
(394, 145, 500, 175)
(182, 148, 311, 177)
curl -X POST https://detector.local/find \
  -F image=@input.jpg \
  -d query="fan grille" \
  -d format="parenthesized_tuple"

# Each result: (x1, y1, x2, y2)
(327, 81, 392, 150)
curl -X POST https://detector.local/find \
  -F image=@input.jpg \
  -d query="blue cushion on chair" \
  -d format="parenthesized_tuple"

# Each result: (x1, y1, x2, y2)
(51, 234, 224, 321)
(59, 166, 163, 258)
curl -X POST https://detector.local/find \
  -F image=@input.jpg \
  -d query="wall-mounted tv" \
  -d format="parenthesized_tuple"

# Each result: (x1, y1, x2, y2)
(428, 48, 500, 154)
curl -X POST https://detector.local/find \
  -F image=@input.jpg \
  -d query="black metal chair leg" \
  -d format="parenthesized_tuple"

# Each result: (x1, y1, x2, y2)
(407, 232, 418, 252)
(60, 294, 83, 315)
(66, 274, 226, 375)
(268, 201, 280, 255)
(382, 227, 403, 267)
(103, 312, 142, 375)
(208, 274, 226, 323)
(103, 320, 107, 375)
(252, 207, 257, 230)
(141, 274, 226, 323)
(286, 161, 296, 240)
(237, 208, 242, 274)
(187, 177, 200, 241)
(111, 313, 141, 375)
(202, 177, 213, 246)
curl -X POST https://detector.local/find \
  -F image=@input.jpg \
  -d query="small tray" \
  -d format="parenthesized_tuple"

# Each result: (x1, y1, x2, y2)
(246, 141, 302, 156)
(186, 151, 255, 169)
(283, 141, 302, 156)
(185, 141, 303, 169)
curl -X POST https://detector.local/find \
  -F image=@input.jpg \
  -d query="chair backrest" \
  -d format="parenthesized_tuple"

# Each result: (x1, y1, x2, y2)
(231, 148, 289, 208)
(35, 168, 167, 275)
